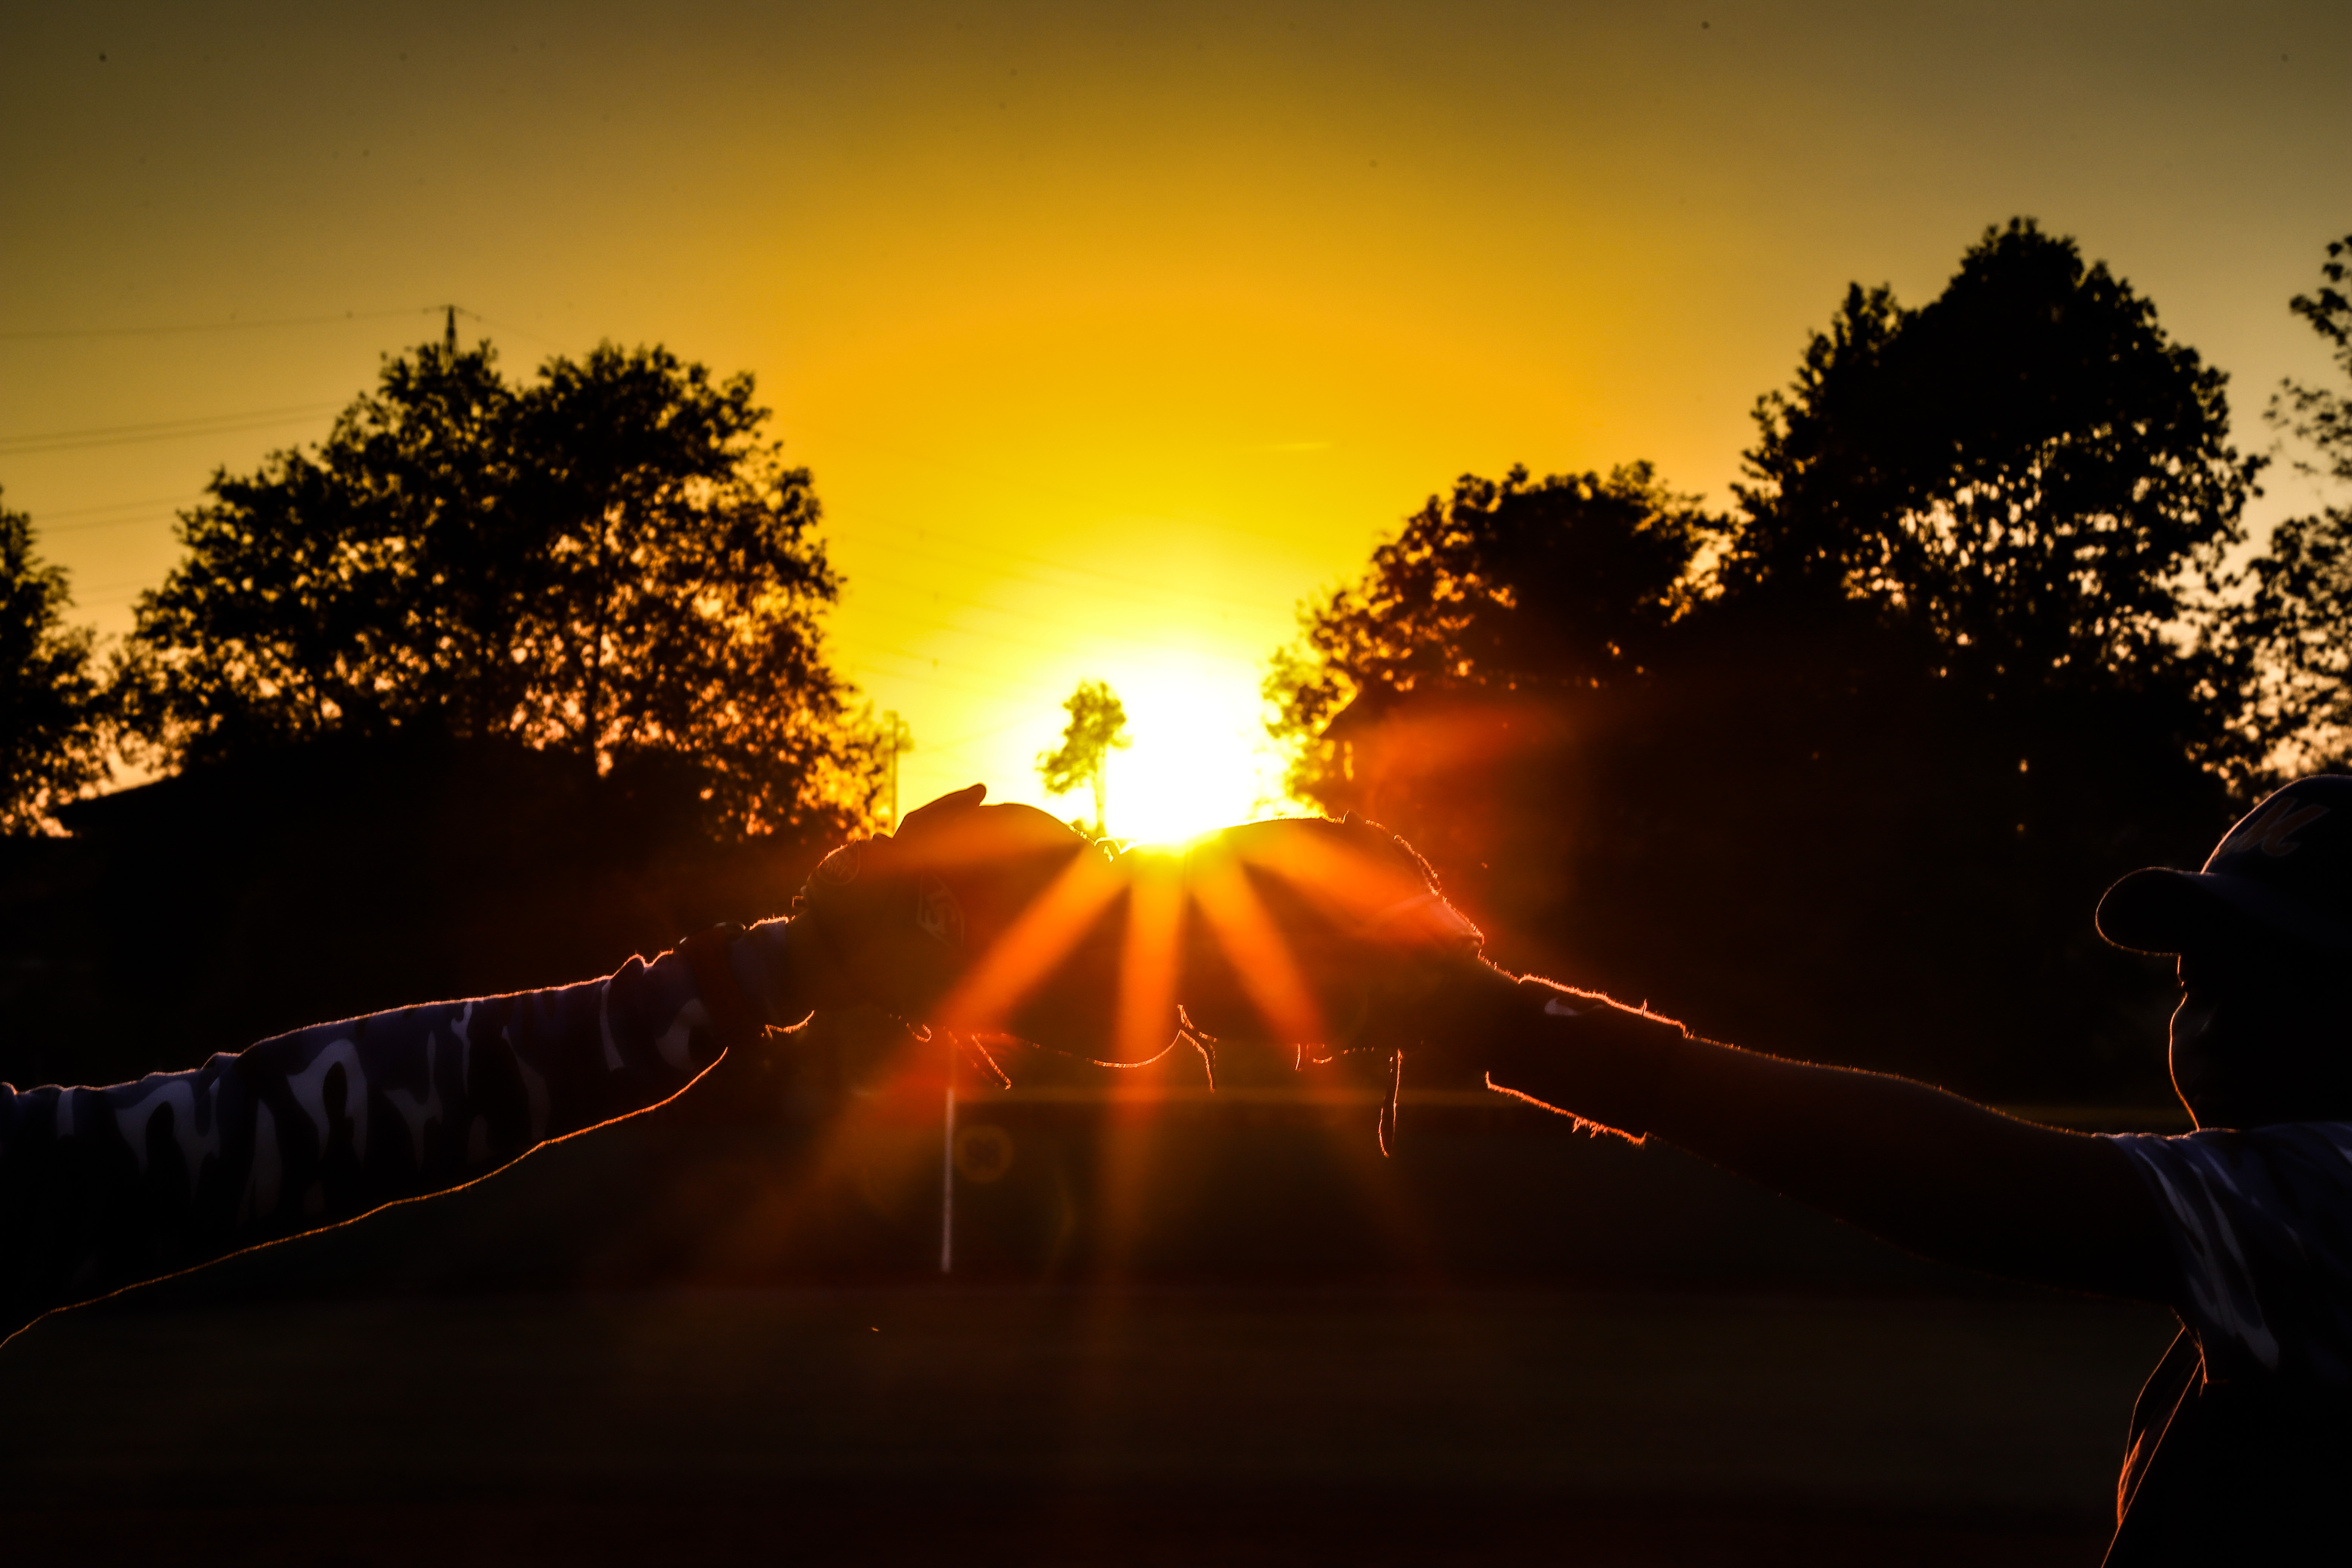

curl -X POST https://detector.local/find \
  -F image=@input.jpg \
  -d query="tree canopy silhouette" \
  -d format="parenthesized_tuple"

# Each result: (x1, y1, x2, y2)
(1038, 679, 1130, 838)
(117, 337, 881, 838)
(1729, 219, 2254, 766)
(1265, 219, 2271, 1100)
(0, 492, 109, 832)
(1265, 462, 1709, 801)
(1271, 215, 2260, 791)
(2244, 233, 2352, 773)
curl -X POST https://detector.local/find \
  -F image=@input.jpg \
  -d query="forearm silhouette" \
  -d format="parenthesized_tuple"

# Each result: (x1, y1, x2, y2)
(0, 922, 782, 1343)
(1472, 974, 2177, 1301)
(0, 781, 1112, 1343)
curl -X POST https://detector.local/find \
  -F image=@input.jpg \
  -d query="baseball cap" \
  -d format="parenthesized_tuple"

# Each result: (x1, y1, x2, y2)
(2097, 775, 2352, 955)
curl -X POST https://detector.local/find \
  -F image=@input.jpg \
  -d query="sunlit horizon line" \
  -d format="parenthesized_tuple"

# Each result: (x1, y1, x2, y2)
(1101, 810, 1331, 856)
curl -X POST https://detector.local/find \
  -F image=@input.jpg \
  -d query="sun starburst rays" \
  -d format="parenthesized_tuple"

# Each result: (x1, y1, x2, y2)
(934, 848, 1124, 1036)
(1114, 850, 1187, 1067)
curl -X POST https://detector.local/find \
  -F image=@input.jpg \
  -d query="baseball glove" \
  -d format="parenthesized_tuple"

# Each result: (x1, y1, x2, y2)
(791, 784, 1127, 1054)
(1148, 813, 1491, 1149)
(1152, 814, 1487, 1053)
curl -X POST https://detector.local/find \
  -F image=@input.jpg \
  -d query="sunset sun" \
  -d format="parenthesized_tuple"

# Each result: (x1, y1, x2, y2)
(5, 6, 2347, 1562)
(1101, 664, 1281, 846)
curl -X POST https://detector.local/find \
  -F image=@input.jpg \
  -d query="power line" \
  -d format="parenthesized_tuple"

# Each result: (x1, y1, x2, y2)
(29, 493, 201, 521)
(840, 634, 1043, 692)
(452, 307, 569, 354)
(71, 578, 162, 609)
(844, 656, 1034, 705)
(0, 307, 439, 343)
(0, 308, 566, 458)
(841, 568, 1254, 663)
(831, 508, 1276, 618)
(833, 504, 1274, 609)
(842, 439, 1367, 557)
(76, 572, 159, 597)
(0, 402, 343, 456)
(34, 511, 181, 537)
(919, 706, 1065, 756)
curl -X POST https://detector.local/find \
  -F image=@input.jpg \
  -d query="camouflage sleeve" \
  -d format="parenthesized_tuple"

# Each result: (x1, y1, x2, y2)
(0, 922, 794, 1342)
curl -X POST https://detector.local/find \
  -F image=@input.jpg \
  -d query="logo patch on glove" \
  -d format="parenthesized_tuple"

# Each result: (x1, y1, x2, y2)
(916, 874, 965, 948)
(812, 844, 863, 887)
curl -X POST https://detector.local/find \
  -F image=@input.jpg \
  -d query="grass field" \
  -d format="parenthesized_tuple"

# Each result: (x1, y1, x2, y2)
(2, 1284, 2177, 1566)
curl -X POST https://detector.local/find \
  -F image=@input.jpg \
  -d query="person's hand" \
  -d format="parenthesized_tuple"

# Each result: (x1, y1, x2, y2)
(1473, 980, 1690, 1121)
(1134, 815, 1489, 1059)
(792, 784, 1125, 1053)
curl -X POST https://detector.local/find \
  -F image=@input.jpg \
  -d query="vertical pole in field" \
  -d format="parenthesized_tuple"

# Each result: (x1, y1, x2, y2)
(939, 1034, 957, 1275)
(882, 709, 902, 831)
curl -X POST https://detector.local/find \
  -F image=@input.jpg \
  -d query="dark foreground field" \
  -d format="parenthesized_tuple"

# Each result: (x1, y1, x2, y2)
(4, 1284, 2174, 1567)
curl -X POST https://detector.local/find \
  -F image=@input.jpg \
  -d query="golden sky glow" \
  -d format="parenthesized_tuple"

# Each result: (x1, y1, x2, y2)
(5, 2, 2349, 840)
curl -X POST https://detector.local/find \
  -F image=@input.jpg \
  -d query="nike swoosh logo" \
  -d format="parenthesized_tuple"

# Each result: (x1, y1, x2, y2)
(1544, 998, 1589, 1018)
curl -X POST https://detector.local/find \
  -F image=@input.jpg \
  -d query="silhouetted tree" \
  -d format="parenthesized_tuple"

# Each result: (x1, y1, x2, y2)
(0, 493, 108, 831)
(1038, 679, 1130, 837)
(1700, 220, 2257, 1012)
(117, 338, 882, 838)
(2243, 233, 2352, 772)
(1266, 462, 1710, 807)
(1265, 222, 2252, 1100)
(1729, 219, 2255, 770)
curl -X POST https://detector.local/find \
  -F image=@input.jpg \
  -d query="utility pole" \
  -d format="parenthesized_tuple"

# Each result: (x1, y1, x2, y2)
(443, 305, 458, 354)
(940, 1037, 957, 1275)
(902, 703, 942, 1275)
(881, 710, 911, 830)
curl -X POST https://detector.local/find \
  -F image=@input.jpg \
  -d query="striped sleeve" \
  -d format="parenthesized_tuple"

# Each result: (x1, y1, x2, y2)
(2107, 1123, 2352, 1388)
(0, 927, 775, 1343)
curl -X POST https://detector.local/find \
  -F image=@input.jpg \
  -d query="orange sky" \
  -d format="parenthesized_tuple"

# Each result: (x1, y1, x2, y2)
(5, 1, 2349, 840)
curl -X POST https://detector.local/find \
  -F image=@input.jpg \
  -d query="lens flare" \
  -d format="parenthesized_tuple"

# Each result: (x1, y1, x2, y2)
(1184, 844, 1325, 1044)
(1098, 663, 1283, 845)
(1115, 848, 1186, 1066)
(936, 850, 1125, 1033)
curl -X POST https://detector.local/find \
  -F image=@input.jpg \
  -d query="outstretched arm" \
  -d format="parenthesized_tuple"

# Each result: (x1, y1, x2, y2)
(1452, 971, 2177, 1302)
(0, 780, 1101, 1341)
(1139, 813, 2178, 1303)
(0, 918, 826, 1341)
